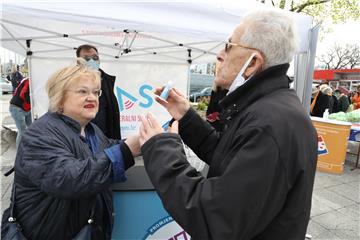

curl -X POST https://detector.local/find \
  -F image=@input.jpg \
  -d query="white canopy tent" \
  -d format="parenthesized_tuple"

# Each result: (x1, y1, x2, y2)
(1, 0, 318, 137)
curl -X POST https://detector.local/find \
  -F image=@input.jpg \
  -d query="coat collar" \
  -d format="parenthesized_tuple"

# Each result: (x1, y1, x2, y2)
(56, 113, 94, 136)
(219, 63, 291, 121)
(57, 113, 82, 133)
(99, 68, 116, 82)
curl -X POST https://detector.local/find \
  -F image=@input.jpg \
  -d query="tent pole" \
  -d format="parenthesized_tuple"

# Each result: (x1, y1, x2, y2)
(187, 63, 191, 100)
(34, 39, 75, 49)
(186, 49, 192, 100)
(192, 42, 222, 61)
(1, 19, 120, 51)
(132, 40, 219, 52)
(139, 32, 218, 55)
(0, 19, 131, 41)
(0, 23, 26, 51)
(34, 48, 75, 54)
(25, 39, 36, 121)
(303, 24, 320, 113)
(1, 19, 65, 37)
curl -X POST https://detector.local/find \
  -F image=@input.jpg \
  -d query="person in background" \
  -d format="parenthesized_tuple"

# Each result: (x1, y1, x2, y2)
(348, 91, 354, 106)
(138, 10, 317, 239)
(351, 85, 360, 110)
(311, 85, 319, 103)
(6, 69, 11, 82)
(334, 89, 350, 112)
(206, 63, 228, 131)
(76, 44, 121, 139)
(9, 77, 32, 147)
(321, 86, 334, 114)
(1, 59, 140, 240)
(331, 88, 338, 114)
(310, 84, 332, 117)
(10, 65, 23, 91)
(205, 84, 228, 131)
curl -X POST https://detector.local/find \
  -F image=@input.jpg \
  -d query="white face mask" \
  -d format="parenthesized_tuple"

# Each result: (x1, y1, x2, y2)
(227, 52, 256, 94)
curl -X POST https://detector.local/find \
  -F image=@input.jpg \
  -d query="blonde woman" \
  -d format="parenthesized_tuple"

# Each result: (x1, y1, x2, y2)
(1, 59, 140, 240)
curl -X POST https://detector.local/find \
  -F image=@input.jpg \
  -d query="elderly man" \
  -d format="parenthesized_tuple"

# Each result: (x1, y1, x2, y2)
(139, 10, 318, 240)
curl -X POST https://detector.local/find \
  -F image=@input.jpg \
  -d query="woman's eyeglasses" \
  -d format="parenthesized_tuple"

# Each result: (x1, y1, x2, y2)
(66, 88, 102, 97)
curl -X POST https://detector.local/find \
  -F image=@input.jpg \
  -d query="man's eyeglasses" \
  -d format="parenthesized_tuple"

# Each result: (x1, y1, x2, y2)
(66, 88, 102, 97)
(83, 56, 99, 61)
(224, 40, 262, 55)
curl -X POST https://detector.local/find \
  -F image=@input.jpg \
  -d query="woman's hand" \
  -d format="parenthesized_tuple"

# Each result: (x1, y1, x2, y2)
(124, 134, 141, 157)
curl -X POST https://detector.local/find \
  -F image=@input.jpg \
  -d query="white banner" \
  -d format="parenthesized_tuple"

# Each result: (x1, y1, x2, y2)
(106, 62, 188, 137)
(30, 58, 189, 137)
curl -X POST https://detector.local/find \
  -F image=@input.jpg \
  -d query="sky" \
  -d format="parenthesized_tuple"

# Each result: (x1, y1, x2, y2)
(316, 20, 360, 55)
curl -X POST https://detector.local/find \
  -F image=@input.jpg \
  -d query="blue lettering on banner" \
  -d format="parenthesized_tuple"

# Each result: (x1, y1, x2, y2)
(143, 216, 174, 239)
(116, 87, 138, 111)
(139, 85, 154, 108)
(116, 84, 153, 111)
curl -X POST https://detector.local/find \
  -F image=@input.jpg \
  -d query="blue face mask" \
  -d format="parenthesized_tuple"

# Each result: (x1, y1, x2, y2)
(86, 58, 100, 71)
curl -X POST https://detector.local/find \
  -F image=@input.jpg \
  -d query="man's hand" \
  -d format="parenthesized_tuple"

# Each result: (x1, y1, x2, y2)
(168, 120, 179, 134)
(139, 112, 165, 146)
(154, 87, 190, 120)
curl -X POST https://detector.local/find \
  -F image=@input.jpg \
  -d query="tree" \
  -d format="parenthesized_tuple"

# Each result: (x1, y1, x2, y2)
(317, 43, 360, 69)
(259, 0, 360, 25)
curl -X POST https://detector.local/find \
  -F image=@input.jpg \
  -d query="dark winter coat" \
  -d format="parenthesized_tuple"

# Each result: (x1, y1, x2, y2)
(337, 95, 350, 112)
(330, 95, 338, 114)
(142, 64, 318, 240)
(93, 69, 121, 139)
(1, 112, 134, 240)
(310, 91, 331, 117)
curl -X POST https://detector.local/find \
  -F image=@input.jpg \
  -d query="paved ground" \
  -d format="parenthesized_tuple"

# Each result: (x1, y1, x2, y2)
(307, 155, 360, 240)
(0, 93, 359, 239)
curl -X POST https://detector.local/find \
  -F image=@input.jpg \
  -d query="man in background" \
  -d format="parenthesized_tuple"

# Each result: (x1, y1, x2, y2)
(76, 44, 121, 139)
(334, 89, 350, 112)
(10, 65, 23, 91)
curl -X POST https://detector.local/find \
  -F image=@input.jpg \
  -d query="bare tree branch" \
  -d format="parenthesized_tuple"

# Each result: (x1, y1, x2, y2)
(317, 43, 360, 69)
(291, 0, 330, 13)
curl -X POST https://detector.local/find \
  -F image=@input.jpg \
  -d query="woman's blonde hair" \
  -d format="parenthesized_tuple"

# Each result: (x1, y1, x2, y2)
(46, 58, 101, 113)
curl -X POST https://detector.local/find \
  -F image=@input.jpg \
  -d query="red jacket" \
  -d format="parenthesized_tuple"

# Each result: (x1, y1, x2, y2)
(352, 92, 360, 110)
(10, 78, 30, 111)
